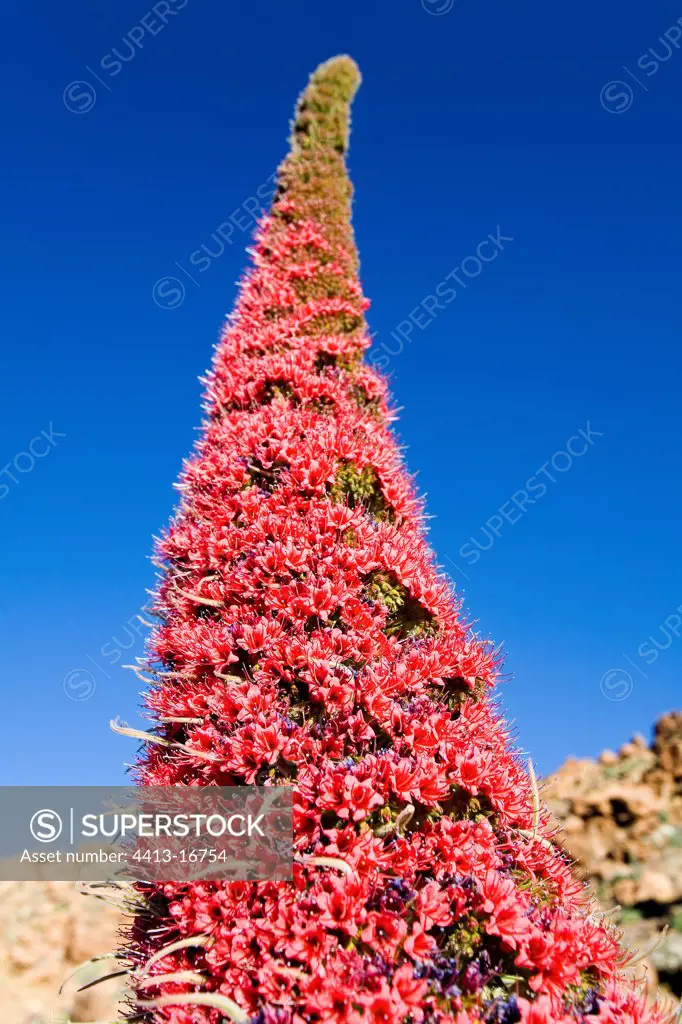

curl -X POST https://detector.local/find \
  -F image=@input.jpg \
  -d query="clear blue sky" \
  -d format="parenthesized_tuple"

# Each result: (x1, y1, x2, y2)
(1, 0, 680, 785)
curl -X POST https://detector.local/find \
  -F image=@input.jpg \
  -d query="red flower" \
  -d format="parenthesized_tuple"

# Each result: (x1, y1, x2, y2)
(362, 911, 407, 957)
(415, 880, 453, 930)
(481, 870, 532, 950)
(403, 921, 435, 960)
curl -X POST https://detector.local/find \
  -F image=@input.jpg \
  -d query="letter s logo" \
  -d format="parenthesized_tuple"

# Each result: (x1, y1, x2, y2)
(30, 809, 63, 842)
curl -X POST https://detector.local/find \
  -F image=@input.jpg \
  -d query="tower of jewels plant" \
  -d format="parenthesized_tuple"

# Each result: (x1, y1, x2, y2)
(116, 57, 670, 1024)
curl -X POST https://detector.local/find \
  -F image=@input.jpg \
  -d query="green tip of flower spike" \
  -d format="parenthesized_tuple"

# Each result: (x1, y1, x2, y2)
(309, 55, 362, 102)
(293, 55, 362, 155)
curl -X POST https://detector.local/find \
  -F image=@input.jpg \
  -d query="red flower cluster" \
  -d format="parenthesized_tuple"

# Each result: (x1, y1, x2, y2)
(126, 57, 670, 1024)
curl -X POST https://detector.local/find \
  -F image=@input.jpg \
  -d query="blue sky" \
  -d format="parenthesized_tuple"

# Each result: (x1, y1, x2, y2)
(1, 0, 680, 785)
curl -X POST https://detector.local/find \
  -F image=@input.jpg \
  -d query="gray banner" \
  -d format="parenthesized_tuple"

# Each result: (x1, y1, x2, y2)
(0, 786, 293, 881)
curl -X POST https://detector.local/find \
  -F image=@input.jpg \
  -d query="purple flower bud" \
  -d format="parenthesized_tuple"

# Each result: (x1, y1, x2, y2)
(487, 996, 521, 1024)
(460, 961, 484, 994)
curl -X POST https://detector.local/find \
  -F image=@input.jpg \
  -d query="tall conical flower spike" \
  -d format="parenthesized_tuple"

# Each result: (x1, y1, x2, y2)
(122, 57, 671, 1024)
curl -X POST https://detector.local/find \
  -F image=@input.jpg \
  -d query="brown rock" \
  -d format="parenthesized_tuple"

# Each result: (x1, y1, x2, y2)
(636, 870, 679, 905)
(547, 709, 682, 1007)
(613, 877, 639, 906)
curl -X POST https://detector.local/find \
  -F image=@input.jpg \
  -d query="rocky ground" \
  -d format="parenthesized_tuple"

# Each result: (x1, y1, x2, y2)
(0, 880, 124, 1023)
(1, 712, 680, 1021)
(546, 710, 682, 1005)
